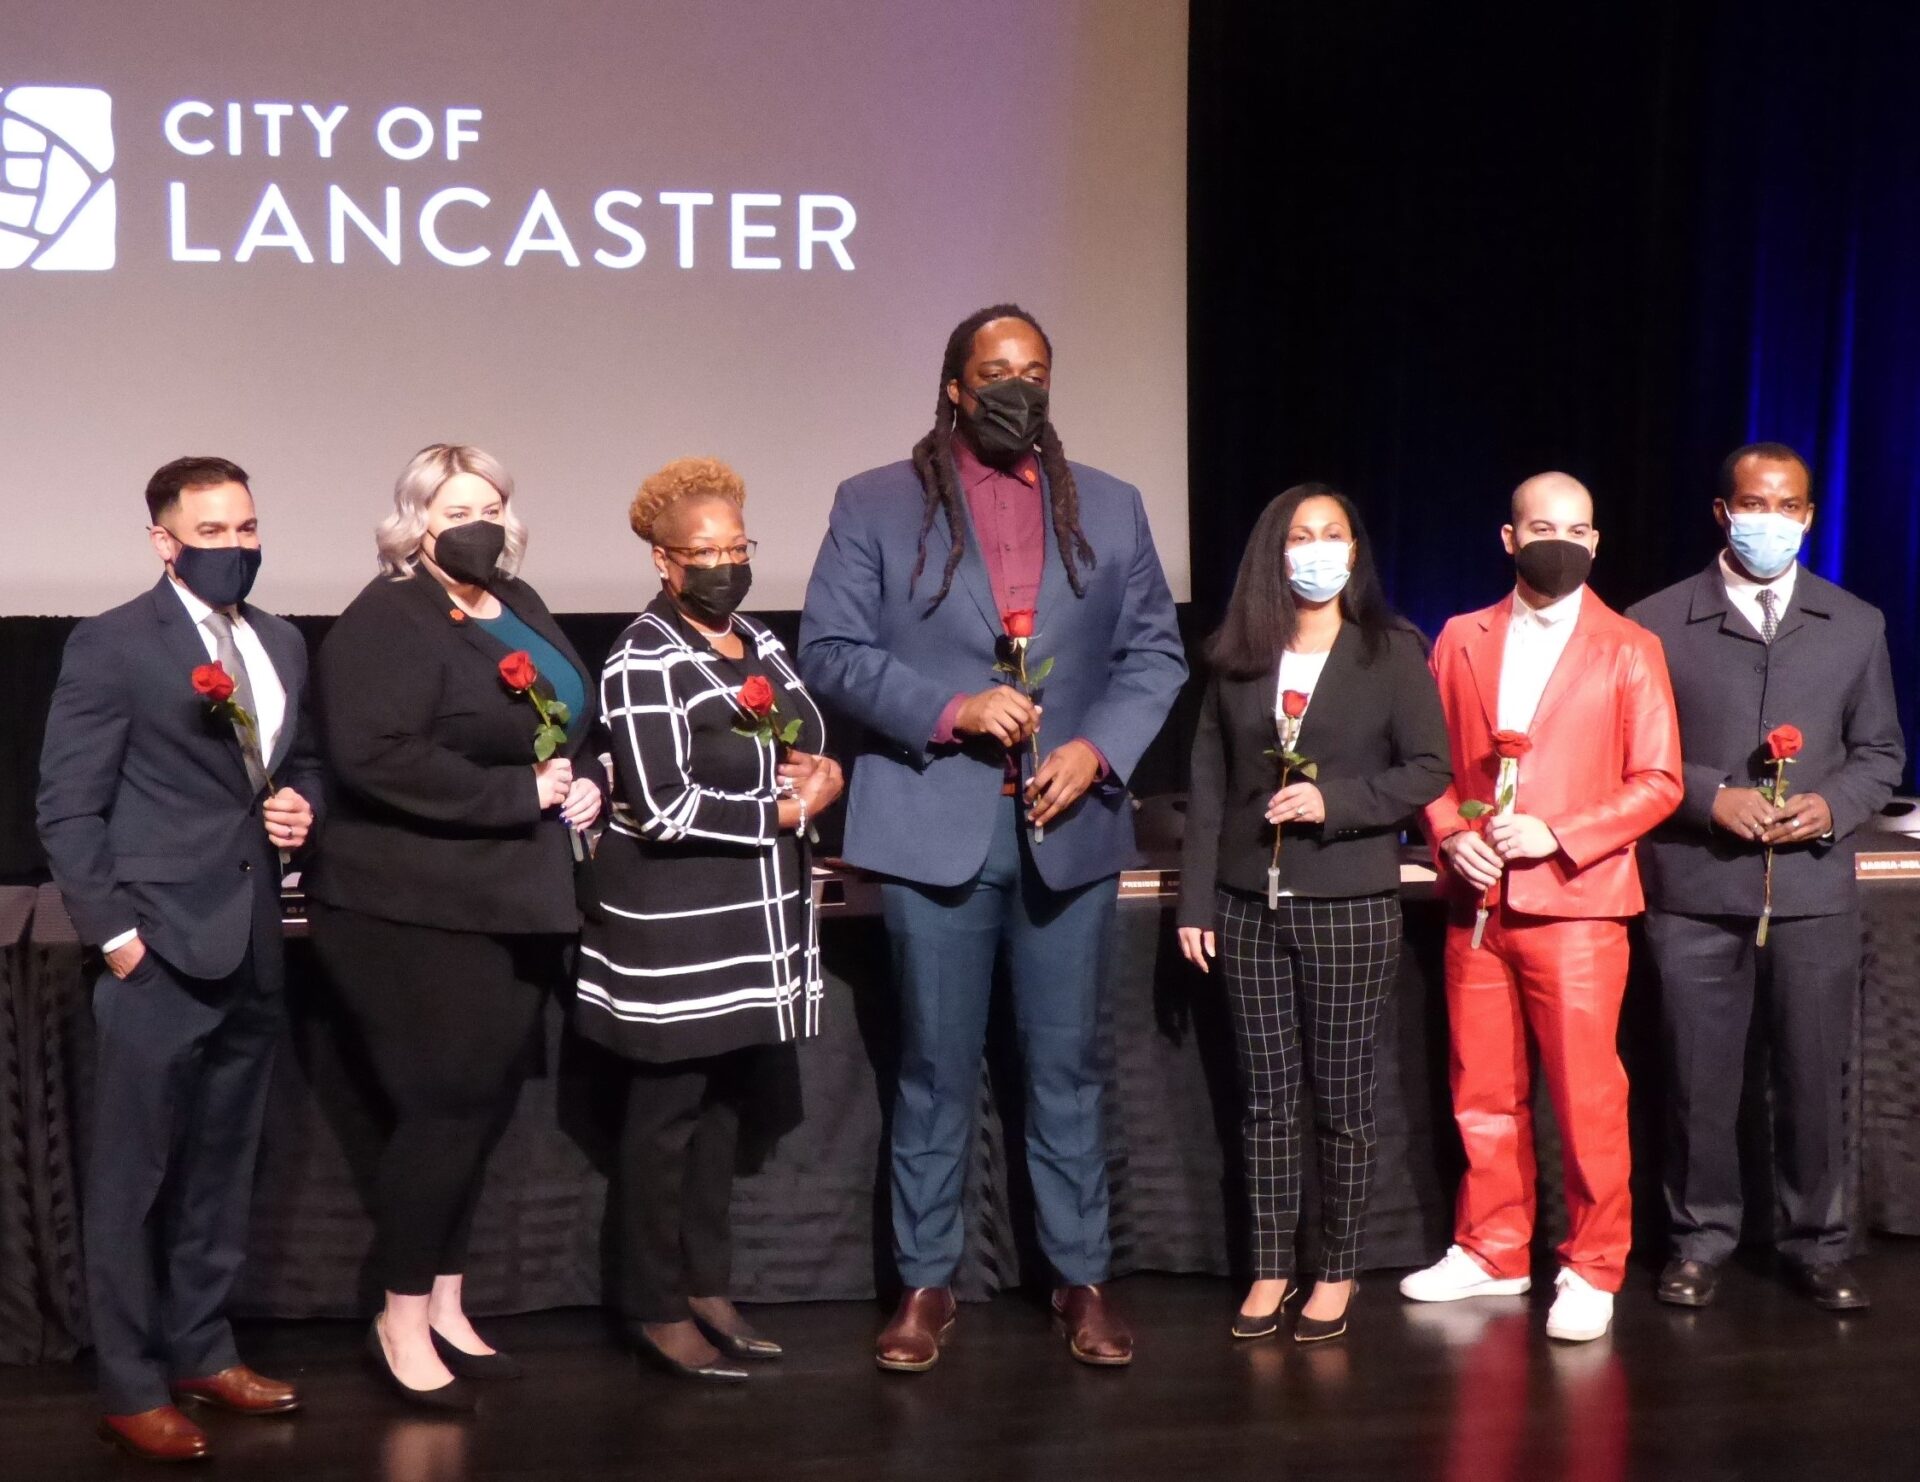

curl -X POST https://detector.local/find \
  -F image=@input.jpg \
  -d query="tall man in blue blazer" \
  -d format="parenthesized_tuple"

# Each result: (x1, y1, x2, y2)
(38, 458, 324, 1463)
(800, 305, 1186, 1371)
(1628, 443, 1903, 1313)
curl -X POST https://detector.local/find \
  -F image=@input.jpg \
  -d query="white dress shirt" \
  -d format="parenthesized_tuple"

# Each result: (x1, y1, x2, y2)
(1718, 550, 1798, 641)
(1497, 586, 1583, 733)
(103, 581, 288, 954)
(1274, 647, 1332, 721)
(170, 577, 287, 761)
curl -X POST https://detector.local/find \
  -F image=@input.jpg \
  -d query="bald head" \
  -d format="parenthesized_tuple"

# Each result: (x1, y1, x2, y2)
(1501, 470, 1599, 593)
(1510, 472, 1594, 528)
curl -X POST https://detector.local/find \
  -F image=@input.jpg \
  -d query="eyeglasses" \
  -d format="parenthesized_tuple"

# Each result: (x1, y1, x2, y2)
(659, 539, 757, 568)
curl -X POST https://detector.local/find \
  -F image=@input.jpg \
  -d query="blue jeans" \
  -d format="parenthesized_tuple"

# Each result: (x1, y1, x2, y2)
(880, 794, 1118, 1288)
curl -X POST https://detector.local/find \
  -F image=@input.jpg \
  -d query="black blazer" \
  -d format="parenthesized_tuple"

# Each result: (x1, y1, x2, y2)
(306, 568, 606, 935)
(1178, 622, 1451, 927)
(1627, 560, 1904, 918)
(36, 578, 326, 979)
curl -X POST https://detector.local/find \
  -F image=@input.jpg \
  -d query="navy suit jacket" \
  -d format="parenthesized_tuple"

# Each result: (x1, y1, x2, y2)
(1627, 560, 1904, 918)
(36, 578, 326, 979)
(798, 456, 1187, 891)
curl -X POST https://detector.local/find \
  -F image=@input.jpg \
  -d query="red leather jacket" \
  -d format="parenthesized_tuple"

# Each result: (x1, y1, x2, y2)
(1422, 590, 1683, 919)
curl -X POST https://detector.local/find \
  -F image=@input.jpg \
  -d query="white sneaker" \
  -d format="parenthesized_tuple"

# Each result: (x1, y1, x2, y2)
(1545, 1268, 1613, 1342)
(1399, 1245, 1533, 1302)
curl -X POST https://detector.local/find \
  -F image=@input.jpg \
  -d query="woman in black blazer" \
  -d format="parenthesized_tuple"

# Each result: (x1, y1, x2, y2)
(1178, 483, 1450, 1343)
(307, 444, 606, 1406)
(576, 457, 843, 1382)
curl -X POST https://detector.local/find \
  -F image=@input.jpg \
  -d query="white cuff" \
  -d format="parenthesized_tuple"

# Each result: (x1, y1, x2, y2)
(101, 928, 138, 953)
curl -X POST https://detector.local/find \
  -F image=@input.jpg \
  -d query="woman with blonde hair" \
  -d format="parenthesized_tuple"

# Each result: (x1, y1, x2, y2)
(308, 443, 605, 1406)
(577, 456, 842, 1381)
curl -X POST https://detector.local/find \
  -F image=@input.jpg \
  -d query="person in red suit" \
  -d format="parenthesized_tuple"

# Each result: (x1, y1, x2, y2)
(1400, 472, 1682, 1342)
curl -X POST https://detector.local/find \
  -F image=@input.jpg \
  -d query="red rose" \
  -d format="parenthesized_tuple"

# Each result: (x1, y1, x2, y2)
(192, 662, 235, 704)
(1281, 689, 1310, 720)
(498, 651, 538, 692)
(1003, 609, 1036, 639)
(737, 674, 777, 718)
(1492, 729, 1533, 759)
(1767, 724, 1803, 761)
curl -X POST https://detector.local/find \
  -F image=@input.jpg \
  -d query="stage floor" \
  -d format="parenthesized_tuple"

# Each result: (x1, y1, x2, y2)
(6, 1245, 1919, 1481)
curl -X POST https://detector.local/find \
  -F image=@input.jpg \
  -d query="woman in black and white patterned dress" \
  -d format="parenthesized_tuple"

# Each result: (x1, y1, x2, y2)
(576, 457, 843, 1381)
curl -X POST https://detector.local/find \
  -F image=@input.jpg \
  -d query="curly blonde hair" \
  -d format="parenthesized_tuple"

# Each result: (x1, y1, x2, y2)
(629, 457, 746, 543)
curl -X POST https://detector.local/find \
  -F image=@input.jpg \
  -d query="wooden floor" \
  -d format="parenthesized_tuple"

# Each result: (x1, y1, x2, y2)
(7, 1243, 1920, 1481)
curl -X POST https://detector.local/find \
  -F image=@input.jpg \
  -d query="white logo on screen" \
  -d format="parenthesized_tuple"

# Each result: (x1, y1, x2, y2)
(0, 86, 116, 270)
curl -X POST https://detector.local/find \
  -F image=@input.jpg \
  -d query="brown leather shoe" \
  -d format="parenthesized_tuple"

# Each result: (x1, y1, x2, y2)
(98, 1405, 210, 1462)
(875, 1287, 957, 1373)
(171, 1364, 301, 1415)
(1052, 1284, 1134, 1366)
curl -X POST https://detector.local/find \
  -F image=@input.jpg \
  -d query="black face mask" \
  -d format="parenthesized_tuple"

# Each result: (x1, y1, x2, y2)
(171, 543, 262, 608)
(431, 519, 506, 586)
(961, 378, 1049, 462)
(676, 561, 753, 625)
(1513, 537, 1594, 601)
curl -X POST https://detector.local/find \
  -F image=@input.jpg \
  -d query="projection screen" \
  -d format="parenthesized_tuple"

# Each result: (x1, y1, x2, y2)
(0, 0, 1188, 615)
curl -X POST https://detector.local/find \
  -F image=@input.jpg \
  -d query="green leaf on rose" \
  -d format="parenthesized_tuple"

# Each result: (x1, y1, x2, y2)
(547, 700, 571, 727)
(1458, 800, 1494, 820)
(778, 717, 804, 746)
(1027, 656, 1055, 686)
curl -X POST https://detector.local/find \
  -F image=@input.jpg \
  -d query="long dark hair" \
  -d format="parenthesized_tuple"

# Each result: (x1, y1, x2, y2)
(1204, 483, 1400, 679)
(909, 303, 1096, 610)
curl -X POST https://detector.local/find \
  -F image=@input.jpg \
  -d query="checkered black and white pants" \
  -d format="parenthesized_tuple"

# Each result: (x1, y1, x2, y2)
(1217, 887, 1401, 1281)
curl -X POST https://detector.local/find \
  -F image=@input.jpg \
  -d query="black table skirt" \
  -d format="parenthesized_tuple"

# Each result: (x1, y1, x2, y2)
(6, 880, 1919, 1365)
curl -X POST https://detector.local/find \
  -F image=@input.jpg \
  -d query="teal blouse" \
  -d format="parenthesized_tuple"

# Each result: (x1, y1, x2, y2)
(476, 607, 587, 732)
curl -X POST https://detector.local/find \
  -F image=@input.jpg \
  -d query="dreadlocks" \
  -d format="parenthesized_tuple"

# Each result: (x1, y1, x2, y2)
(908, 303, 1096, 611)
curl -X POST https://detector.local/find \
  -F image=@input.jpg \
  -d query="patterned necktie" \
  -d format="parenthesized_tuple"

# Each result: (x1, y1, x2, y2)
(202, 610, 270, 793)
(1757, 587, 1779, 645)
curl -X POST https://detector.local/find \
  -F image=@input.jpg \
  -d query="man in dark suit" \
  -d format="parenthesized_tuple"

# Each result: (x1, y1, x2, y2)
(800, 304, 1186, 1370)
(37, 457, 324, 1461)
(1628, 442, 1904, 1312)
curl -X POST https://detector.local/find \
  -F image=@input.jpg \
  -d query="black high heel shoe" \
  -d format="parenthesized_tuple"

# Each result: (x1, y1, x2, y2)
(430, 1327, 524, 1380)
(1293, 1280, 1358, 1345)
(1231, 1282, 1302, 1340)
(633, 1326, 749, 1383)
(691, 1312, 784, 1362)
(365, 1319, 478, 1411)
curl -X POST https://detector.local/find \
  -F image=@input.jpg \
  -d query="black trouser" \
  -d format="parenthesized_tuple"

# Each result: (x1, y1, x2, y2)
(1217, 888, 1401, 1282)
(1645, 909, 1859, 1266)
(86, 939, 281, 1414)
(618, 1051, 761, 1324)
(309, 906, 556, 1295)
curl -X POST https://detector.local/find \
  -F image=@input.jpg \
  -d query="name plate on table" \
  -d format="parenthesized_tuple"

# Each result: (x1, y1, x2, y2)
(1856, 851, 1920, 880)
(1119, 869, 1179, 900)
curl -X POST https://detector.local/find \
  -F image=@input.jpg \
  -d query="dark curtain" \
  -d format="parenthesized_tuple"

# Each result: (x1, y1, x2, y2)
(0, 622, 75, 884)
(1189, 0, 1920, 780)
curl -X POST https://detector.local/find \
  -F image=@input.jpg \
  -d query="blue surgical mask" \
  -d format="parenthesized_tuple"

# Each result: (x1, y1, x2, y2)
(1727, 511, 1806, 580)
(1287, 540, 1352, 603)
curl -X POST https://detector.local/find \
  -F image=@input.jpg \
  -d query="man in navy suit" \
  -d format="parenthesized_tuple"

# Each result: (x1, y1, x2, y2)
(38, 458, 324, 1462)
(800, 305, 1186, 1371)
(1628, 443, 1903, 1313)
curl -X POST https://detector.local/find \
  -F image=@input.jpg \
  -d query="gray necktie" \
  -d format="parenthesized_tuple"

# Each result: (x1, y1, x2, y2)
(203, 610, 270, 793)
(1757, 588, 1779, 645)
